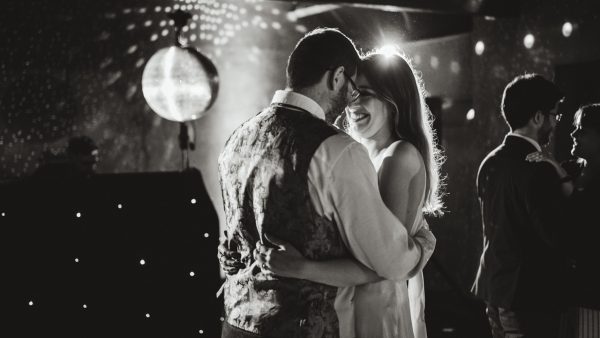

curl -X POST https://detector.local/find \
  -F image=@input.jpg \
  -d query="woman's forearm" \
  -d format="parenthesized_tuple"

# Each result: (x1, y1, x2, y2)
(298, 258, 384, 287)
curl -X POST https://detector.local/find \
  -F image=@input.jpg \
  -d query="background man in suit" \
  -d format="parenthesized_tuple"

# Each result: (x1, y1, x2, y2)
(472, 73, 570, 338)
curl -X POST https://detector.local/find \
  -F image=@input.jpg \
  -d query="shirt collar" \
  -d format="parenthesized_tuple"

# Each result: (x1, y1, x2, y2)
(271, 90, 325, 121)
(508, 132, 542, 152)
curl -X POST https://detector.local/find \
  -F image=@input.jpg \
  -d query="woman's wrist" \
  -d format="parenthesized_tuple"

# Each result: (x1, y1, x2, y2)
(296, 258, 313, 280)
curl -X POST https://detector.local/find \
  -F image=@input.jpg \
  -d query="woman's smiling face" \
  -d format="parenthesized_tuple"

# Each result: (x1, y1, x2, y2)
(345, 75, 394, 139)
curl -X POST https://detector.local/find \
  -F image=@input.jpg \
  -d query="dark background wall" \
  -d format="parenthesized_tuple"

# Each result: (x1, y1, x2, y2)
(2, 0, 600, 319)
(0, 0, 300, 213)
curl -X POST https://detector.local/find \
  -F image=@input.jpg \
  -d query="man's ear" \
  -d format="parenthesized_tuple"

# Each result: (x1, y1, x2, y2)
(328, 66, 345, 91)
(532, 110, 545, 126)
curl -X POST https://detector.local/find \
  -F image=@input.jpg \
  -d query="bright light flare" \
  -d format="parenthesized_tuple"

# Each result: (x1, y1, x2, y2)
(379, 44, 399, 58)
(475, 41, 485, 55)
(523, 34, 535, 49)
(466, 109, 476, 120)
(562, 22, 573, 37)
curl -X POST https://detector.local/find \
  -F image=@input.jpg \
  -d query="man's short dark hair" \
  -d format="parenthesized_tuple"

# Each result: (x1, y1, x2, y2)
(501, 73, 563, 130)
(286, 27, 360, 90)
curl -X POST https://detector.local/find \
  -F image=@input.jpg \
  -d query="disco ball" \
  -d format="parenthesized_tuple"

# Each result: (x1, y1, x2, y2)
(141, 46, 219, 122)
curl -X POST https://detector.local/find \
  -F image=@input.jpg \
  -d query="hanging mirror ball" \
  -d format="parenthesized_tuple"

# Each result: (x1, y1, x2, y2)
(141, 46, 219, 122)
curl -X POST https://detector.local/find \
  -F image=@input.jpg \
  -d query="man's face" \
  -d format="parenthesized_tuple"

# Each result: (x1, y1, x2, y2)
(324, 71, 356, 124)
(537, 102, 560, 146)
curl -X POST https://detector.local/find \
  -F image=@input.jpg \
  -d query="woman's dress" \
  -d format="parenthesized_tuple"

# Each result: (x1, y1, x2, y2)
(335, 140, 429, 338)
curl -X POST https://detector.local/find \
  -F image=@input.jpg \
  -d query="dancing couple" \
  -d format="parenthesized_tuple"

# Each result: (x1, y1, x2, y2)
(217, 28, 444, 338)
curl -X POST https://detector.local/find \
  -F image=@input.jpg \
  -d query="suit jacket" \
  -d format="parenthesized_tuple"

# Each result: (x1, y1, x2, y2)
(472, 135, 569, 310)
(565, 162, 600, 309)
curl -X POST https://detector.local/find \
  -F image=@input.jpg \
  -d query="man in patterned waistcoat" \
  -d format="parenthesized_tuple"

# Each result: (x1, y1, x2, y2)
(218, 28, 435, 338)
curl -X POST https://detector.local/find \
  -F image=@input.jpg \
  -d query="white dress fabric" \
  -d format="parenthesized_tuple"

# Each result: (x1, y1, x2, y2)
(336, 140, 428, 338)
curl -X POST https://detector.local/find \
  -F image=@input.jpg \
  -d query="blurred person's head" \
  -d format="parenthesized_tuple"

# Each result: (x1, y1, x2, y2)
(501, 73, 563, 146)
(67, 135, 99, 174)
(286, 27, 361, 123)
(571, 103, 600, 162)
(342, 49, 445, 215)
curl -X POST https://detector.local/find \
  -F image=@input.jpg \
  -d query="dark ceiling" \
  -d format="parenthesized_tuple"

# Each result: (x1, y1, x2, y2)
(295, 6, 473, 46)
(281, 0, 520, 45)
(287, 0, 520, 15)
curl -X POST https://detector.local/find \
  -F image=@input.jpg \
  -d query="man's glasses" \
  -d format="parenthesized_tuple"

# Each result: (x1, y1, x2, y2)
(342, 71, 361, 101)
(549, 112, 563, 122)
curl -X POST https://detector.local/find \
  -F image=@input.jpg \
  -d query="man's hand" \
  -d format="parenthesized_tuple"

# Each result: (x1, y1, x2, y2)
(218, 231, 244, 275)
(410, 222, 436, 277)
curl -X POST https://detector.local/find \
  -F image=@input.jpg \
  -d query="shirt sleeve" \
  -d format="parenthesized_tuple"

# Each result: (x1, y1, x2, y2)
(309, 136, 423, 282)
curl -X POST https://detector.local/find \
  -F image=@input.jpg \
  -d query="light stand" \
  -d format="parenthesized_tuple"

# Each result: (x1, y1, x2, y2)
(170, 10, 195, 170)
(141, 9, 219, 171)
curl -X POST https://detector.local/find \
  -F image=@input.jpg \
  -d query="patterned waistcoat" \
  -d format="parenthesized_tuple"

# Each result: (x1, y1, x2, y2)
(218, 105, 349, 337)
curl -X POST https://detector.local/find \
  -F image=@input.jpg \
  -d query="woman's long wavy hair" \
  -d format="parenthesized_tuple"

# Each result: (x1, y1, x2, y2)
(355, 49, 446, 215)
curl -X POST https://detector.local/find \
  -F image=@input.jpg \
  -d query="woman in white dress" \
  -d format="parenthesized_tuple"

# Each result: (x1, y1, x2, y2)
(221, 49, 445, 338)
